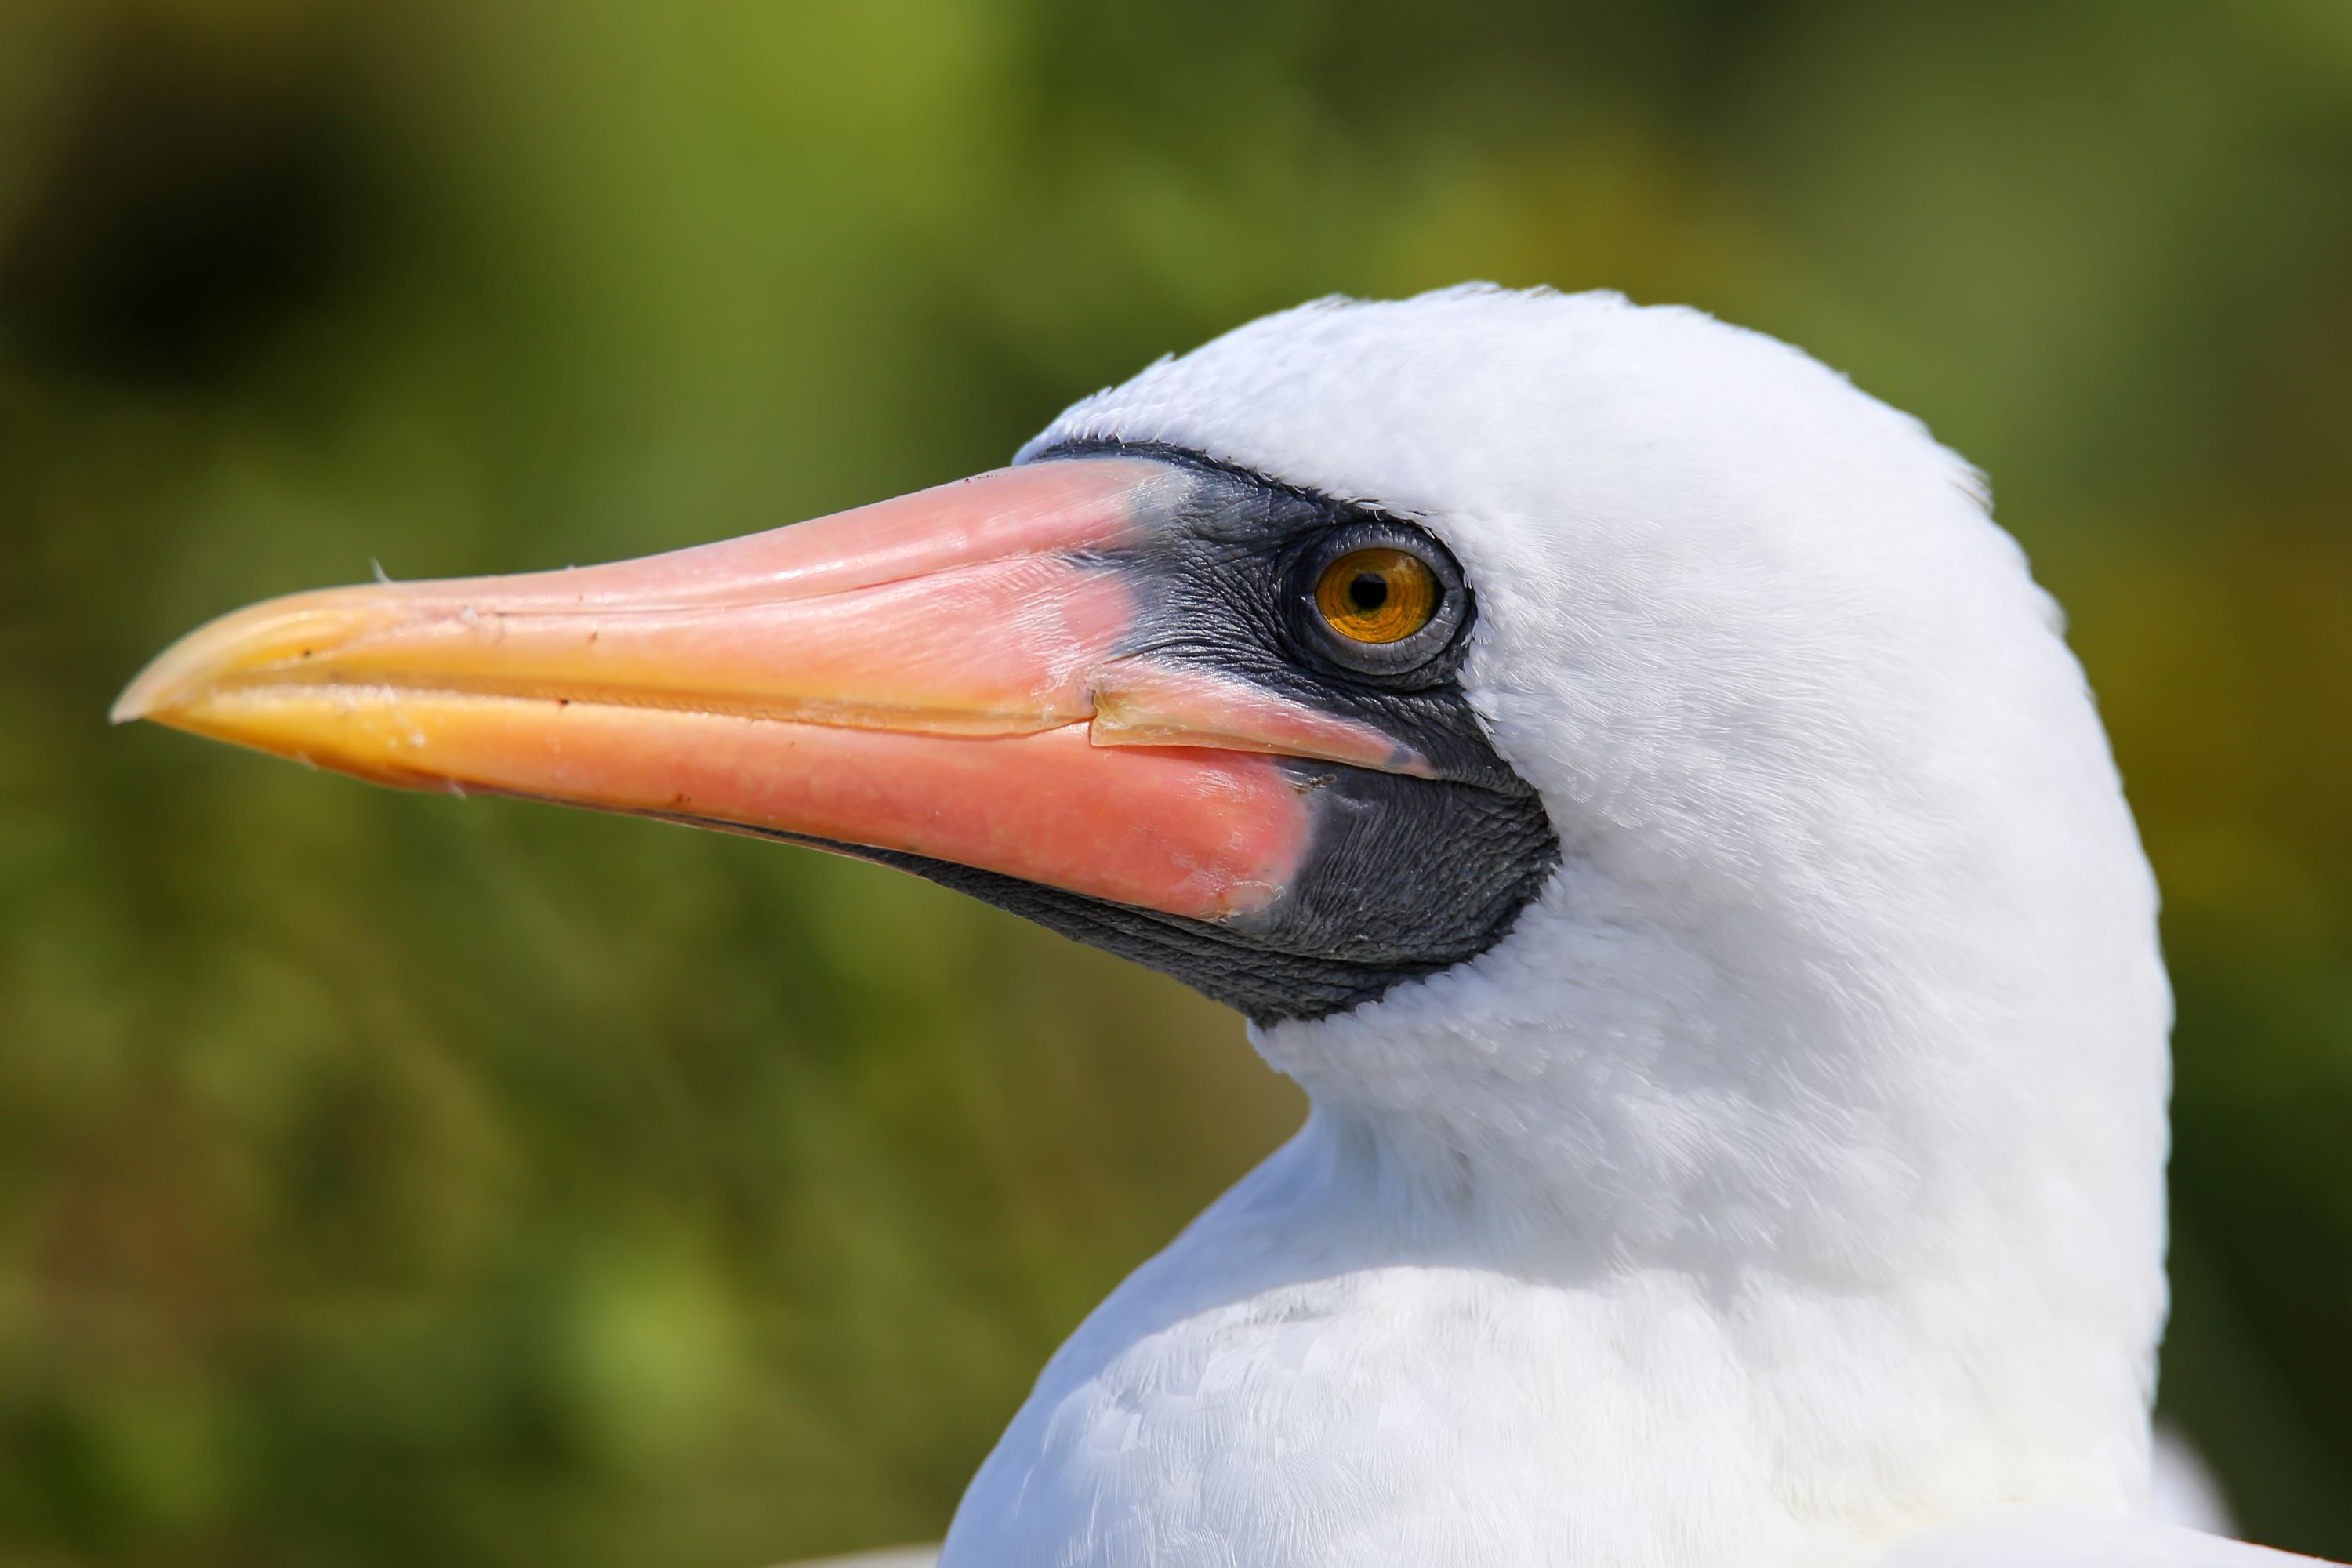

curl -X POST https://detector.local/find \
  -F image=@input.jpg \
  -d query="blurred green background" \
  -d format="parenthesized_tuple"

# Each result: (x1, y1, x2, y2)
(3, 0, 2350, 1563)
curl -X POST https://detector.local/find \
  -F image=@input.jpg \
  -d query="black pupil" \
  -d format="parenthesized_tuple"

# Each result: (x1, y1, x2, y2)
(1348, 572, 1388, 612)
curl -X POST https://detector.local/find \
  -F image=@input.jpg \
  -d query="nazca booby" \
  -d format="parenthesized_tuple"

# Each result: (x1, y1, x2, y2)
(114, 287, 2335, 1567)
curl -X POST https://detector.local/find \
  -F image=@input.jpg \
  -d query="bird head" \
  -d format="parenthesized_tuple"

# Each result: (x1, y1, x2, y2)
(117, 287, 2168, 1266)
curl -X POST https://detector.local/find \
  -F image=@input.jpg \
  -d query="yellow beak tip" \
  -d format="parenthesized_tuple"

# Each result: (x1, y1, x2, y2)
(110, 680, 160, 727)
(111, 656, 191, 726)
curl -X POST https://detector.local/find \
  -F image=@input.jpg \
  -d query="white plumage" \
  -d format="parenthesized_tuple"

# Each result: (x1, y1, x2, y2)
(851, 289, 2326, 1566)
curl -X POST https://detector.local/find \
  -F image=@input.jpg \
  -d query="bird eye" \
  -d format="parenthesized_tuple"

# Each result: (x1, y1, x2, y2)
(1291, 523, 1469, 682)
(1314, 548, 1439, 644)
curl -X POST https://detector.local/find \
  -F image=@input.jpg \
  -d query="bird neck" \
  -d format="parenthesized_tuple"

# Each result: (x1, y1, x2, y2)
(1243, 821, 2172, 1523)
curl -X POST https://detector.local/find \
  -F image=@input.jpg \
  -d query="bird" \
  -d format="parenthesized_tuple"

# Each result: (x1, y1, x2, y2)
(113, 285, 2340, 1567)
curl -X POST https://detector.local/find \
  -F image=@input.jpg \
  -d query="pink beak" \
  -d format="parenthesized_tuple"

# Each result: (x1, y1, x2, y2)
(114, 458, 1421, 923)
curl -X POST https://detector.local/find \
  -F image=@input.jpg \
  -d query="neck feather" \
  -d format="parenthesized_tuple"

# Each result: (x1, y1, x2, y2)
(1245, 728, 2172, 1519)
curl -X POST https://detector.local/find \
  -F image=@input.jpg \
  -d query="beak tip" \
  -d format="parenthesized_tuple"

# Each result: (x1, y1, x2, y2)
(110, 675, 162, 726)
(111, 650, 191, 726)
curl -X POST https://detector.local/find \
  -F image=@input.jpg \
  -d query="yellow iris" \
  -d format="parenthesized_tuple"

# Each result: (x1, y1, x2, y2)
(1314, 547, 1439, 644)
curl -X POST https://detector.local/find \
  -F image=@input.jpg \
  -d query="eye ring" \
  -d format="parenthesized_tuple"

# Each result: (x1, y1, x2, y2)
(1291, 521, 1470, 681)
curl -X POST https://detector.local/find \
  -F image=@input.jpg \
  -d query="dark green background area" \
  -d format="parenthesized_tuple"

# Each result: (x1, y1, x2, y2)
(2, 2, 2349, 1563)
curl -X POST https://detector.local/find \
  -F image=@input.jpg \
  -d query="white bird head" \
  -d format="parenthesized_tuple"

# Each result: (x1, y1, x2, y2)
(1024, 289, 2167, 1298)
(117, 286, 2180, 1563)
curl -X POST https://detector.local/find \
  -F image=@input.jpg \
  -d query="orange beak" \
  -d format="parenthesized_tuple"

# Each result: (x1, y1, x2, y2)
(114, 458, 1420, 923)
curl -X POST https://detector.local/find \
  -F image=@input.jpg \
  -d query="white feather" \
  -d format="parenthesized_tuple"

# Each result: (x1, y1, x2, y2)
(869, 288, 2327, 1566)
(1884, 1508, 2310, 1566)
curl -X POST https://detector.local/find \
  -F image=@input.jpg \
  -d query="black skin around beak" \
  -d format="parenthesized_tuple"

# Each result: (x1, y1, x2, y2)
(873, 442, 1559, 1023)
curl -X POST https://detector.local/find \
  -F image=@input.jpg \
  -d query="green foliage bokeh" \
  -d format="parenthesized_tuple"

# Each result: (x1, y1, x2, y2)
(3, 1, 2350, 1563)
